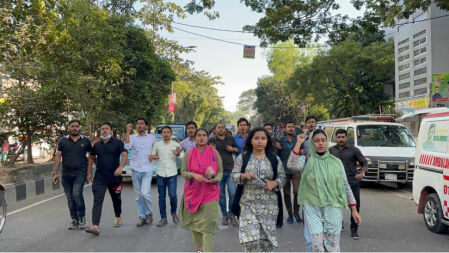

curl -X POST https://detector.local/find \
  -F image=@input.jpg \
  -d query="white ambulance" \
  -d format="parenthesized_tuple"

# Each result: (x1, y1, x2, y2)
(319, 115, 416, 185)
(413, 111, 449, 233)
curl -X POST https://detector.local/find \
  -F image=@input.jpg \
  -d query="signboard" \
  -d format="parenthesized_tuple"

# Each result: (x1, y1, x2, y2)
(168, 103, 175, 113)
(395, 94, 429, 114)
(431, 73, 449, 108)
(243, 45, 256, 59)
(169, 93, 176, 104)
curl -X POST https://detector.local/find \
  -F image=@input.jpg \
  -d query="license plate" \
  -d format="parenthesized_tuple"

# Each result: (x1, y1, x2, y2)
(385, 173, 397, 181)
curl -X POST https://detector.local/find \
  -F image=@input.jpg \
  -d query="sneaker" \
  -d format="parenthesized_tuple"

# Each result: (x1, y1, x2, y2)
(276, 224, 282, 228)
(85, 226, 100, 236)
(145, 213, 153, 225)
(222, 216, 229, 226)
(67, 219, 79, 230)
(287, 216, 294, 224)
(294, 213, 302, 223)
(78, 217, 87, 230)
(342, 223, 345, 231)
(157, 218, 168, 227)
(351, 230, 360, 240)
(229, 215, 239, 227)
(136, 218, 146, 227)
(172, 213, 179, 224)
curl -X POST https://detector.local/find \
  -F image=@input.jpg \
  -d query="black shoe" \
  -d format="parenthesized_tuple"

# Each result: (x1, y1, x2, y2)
(351, 230, 360, 240)
(172, 213, 179, 224)
(342, 224, 345, 231)
(67, 219, 79, 230)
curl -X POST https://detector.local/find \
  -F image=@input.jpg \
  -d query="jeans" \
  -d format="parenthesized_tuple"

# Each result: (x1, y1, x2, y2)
(219, 172, 236, 216)
(350, 182, 361, 231)
(156, 175, 178, 219)
(92, 173, 122, 226)
(132, 170, 153, 219)
(61, 170, 86, 221)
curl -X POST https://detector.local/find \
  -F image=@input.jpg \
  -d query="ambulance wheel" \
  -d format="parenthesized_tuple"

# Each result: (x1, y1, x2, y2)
(423, 193, 448, 233)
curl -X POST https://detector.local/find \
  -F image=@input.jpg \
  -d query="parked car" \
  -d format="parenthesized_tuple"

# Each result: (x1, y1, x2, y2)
(0, 184, 6, 234)
(413, 110, 449, 233)
(152, 134, 182, 178)
(155, 125, 186, 141)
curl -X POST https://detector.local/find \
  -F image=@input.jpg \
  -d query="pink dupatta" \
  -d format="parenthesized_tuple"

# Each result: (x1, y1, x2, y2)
(184, 145, 220, 213)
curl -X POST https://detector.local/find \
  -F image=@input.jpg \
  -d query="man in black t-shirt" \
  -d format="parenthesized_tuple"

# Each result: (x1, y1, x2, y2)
(52, 120, 93, 230)
(85, 122, 127, 236)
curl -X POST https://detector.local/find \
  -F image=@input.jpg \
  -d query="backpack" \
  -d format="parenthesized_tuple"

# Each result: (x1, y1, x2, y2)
(231, 150, 284, 227)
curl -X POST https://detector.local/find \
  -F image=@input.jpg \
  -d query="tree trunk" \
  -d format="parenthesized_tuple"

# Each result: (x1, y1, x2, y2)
(26, 133, 34, 164)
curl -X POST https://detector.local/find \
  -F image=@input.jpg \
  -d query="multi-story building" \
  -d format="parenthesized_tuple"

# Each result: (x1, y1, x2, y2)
(394, 3, 449, 115)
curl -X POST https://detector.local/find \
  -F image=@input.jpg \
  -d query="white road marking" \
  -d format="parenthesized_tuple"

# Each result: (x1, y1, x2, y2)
(7, 183, 92, 216)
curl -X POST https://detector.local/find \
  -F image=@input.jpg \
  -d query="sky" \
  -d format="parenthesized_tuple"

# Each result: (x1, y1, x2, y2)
(160, 0, 364, 112)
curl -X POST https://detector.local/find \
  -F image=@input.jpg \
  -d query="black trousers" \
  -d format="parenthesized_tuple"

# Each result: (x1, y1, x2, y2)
(92, 173, 122, 226)
(350, 182, 361, 231)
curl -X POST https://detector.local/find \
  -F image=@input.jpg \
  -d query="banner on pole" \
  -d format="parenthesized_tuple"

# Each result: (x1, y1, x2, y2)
(243, 45, 256, 59)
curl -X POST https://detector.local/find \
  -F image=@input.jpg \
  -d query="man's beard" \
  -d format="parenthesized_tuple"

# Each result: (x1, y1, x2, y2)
(70, 132, 80, 136)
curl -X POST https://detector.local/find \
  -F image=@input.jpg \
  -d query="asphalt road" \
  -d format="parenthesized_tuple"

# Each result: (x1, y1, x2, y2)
(1, 178, 448, 252)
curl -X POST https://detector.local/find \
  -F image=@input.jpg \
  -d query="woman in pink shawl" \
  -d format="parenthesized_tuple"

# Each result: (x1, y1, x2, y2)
(179, 128, 223, 252)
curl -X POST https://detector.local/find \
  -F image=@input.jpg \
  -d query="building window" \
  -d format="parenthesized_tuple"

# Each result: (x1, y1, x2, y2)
(413, 47, 427, 57)
(399, 73, 410, 81)
(414, 77, 427, 86)
(398, 54, 410, 62)
(398, 63, 410, 71)
(398, 38, 409, 46)
(413, 29, 426, 39)
(399, 91, 411, 98)
(413, 37, 427, 48)
(399, 82, 410, 89)
(414, 57, 426, 66)
(398, 45, 409, 54)
(414, 67, 427, 76)
(414, 88, 427, 96)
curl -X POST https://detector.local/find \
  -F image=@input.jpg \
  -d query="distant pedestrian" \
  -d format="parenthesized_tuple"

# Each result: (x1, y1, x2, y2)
(124, 118, 156, 227)
(179, 128, 223, 252)
(51, 120, 93, 230)
(329, 129, 368, 240)
(150, 126, 183, 227)
(231, 127, 286, 252)
(181, 121, 197, 152)
(209, 122, 239, 227)
(303, 116, 318, 158)
(288, 130, 362, 252)
(1, 139, 10, 163)
(234, 118, 249, 156)
(86, 122, 127, 236)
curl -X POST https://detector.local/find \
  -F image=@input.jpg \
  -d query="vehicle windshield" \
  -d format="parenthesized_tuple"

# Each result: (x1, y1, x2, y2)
(156, 126, 185, 140)
(357, 125, 416, 147)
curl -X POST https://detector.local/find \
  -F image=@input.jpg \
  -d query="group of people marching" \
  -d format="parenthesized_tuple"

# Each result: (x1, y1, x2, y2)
(52, 116, 368, 252)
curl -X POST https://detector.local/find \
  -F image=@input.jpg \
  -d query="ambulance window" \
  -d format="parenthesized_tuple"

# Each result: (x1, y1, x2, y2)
(347, 127, 355, 145)
(331, 127, 345, 143)
(324, 127, 334, 142)
(421, 121, 449, 153)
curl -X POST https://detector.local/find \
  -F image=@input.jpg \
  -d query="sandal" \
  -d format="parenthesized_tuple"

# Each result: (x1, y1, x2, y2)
(85, 227, 100, 236)
(114, 218, 122, 227)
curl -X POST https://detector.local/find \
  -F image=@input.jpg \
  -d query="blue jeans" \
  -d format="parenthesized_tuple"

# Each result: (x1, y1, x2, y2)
(61, 170, 86, 220)
(132, 171, 153, 219)
(219, 172, 236, 216)
(156, 175, 177, 219)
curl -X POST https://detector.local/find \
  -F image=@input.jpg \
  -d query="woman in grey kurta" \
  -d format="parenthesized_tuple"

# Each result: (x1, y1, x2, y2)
(232, 127, 286, 252)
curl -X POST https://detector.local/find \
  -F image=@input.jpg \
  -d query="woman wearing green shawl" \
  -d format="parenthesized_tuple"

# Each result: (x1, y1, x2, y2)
(287, 129, 361, 252)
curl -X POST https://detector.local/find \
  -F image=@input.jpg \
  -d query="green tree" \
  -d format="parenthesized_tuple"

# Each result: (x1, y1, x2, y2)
(288, 38, 395, 118)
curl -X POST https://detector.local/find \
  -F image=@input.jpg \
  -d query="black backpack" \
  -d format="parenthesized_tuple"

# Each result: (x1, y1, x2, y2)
(231, 150, 284, 227)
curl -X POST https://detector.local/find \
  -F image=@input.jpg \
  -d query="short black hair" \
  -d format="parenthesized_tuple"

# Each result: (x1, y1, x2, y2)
(68, 119, 81, 126)
(136, 117, 148, 125)
(306, 115, 318, 123)
(216, 122, 226, 128)
(335, 129, 347, 136)
(263, 122, 274, 128)
(195, 128, 208, 137)
(161, 125, 172, 133)
(100, 122, 113, 129)
(185, 121, 198, 129)
(286, 120, 295, 126)
(237, 118, 249, 126)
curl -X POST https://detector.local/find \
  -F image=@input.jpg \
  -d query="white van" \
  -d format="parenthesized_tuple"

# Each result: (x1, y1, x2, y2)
(319, 115, 416, 185)
(412, 111, 449, 233)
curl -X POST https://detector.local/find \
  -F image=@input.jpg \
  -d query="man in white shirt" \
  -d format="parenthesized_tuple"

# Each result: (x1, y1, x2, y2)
(125, 118, 156, 227)
(150, 126, 183, 227)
